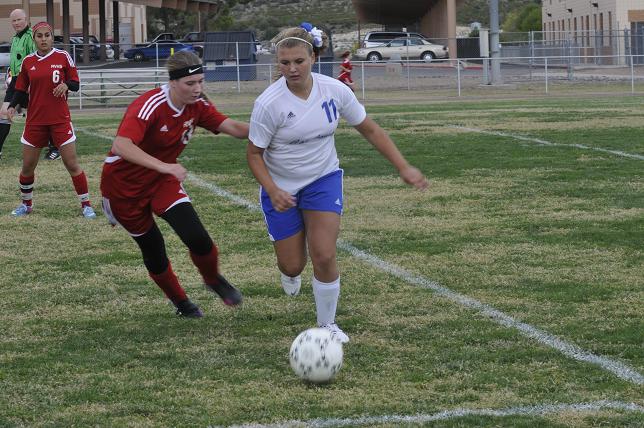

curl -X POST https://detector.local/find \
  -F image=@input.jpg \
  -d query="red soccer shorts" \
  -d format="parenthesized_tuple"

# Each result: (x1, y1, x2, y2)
(101, 176, 191, 236)
(21, 122, 76, 148)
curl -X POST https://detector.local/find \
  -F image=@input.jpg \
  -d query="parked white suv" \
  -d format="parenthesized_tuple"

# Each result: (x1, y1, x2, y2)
(355, 37, 448, 62)
(362, 31, 426, 48)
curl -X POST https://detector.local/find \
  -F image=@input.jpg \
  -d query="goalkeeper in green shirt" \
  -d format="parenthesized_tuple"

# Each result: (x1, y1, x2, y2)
(0, 9, 60, 160)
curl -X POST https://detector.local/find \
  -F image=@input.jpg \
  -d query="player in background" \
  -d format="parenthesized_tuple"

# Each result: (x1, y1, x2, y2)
(100, 50, 249, 318)
(0, 10, 60, 161)
(337, 50, 355, 91)
(247, 24, 428, 343)
(7, 22, 96, 218)
(0, 9, 35, 160)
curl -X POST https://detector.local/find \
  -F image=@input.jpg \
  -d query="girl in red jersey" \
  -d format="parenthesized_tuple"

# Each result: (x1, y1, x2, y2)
(337, 50, 355, 91)
(100, 50, 249, 318)
(7, 22, 96, 218)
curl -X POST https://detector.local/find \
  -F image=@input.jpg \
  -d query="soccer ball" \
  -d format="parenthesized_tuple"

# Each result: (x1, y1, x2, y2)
(289, 328, 343, 383)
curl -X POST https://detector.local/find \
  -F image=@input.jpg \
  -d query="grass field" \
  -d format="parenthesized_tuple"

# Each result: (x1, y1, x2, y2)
(0, 95, 642, 427)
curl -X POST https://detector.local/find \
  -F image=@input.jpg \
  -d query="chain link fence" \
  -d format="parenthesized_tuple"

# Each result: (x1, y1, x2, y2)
(19, 38, 644, 109)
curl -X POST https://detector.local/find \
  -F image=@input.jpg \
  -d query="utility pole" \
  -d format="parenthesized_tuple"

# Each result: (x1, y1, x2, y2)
(489, 0, 503, 84)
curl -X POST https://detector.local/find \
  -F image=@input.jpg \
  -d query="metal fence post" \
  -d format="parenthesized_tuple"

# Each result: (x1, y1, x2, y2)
(100, 71, 105, 104)
(457, 60, 461, 97)
(567, 39, 573, 80)
(79, 77, 83, 110)
(406, 42, 411, 91)
(155, 43, 159, 69)
(361, 61, 365, 100)
(236, 42, 241, 93)
(529, 30, 534, 80)
(545, 57, 549, 94)
(268, 62, 272, 87)
(631, 52, 635, 94)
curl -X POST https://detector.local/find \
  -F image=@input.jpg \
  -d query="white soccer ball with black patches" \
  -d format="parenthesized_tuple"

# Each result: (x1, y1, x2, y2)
(289, 327, 343, 383)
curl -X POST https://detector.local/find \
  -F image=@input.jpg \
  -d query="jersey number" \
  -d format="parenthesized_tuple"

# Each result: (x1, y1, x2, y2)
(321, 99, 338, 123)
(52, 70, 60, 84)
(181, 126, 194, 145)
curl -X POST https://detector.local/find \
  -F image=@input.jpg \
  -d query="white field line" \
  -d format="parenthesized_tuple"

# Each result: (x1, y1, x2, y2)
(187, 174, 644, 386)
(78, 128, 644, 386)
(449, 125, 644, 160)
(221, 400, 643, 427)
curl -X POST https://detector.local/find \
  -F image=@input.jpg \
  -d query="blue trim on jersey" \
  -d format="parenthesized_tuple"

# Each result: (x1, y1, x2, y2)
(260, 169, 343, 241)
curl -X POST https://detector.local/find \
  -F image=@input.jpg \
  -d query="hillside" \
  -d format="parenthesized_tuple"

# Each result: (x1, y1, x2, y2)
(231, 0, 540, 39)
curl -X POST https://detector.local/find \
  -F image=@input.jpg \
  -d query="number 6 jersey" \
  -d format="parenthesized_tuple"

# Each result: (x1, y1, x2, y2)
(15, 48, 78, 125)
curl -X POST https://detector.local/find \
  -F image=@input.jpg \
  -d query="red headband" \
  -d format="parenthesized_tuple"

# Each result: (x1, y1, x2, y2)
(32, 22, 53, 35)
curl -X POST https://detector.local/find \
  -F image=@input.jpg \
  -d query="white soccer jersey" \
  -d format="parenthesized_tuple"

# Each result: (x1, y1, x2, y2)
(249, 72, 366, 194)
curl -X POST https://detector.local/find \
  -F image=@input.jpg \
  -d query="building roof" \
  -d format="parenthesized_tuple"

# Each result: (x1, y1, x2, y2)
(351, 0, 439, 24)
(123, 0, 222, 13)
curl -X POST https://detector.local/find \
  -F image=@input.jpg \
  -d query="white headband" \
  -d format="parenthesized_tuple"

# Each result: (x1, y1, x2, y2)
(275, 36, 313, 48)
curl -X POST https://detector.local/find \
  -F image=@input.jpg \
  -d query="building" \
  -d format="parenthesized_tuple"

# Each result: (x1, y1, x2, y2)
(542, 0, 644, 63)
(0, 1, 146, 45)
(352, 0, 464, 60)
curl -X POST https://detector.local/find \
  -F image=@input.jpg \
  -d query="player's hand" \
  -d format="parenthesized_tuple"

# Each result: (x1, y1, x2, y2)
(269, 188, 296, 212)
(161, 163, 187, 182)
(52, 83, 68, 98)
(5, 107, 15, 122)
(400, 165, 429, 190)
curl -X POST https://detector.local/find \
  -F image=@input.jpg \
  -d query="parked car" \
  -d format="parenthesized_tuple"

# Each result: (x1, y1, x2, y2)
(362, 31, 427, 48)
(124, 40, 195, 61)
(0, 43, 10, 70)
(73, 35, 115, 59)
(354, 37, 448, 62)
(149, 33, 176, 43)
(179, 32, 204, 58)
(53, 35, 99, 62)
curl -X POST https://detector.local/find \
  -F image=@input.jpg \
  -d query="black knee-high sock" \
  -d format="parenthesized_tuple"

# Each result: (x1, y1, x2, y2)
(0, 122, 11, 152)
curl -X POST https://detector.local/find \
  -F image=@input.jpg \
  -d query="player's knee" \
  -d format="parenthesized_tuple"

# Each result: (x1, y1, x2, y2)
(184, 229, 212, 255)
(278, 260, 306, 278)
(310, 251, 336, 273)
(143, 255, 169, 275)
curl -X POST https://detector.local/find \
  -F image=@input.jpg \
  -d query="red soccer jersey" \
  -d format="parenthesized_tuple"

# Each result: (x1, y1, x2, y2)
(15, 48, 78, 125)
(101, 85, 228, 199)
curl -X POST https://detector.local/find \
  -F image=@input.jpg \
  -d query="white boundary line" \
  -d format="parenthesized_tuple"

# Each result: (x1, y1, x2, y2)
(220, 400, 643, 427)
(79, 128, 644, 426)
(449, 125, 644, 160)
(79, 128, 643, 385)
(187, 174, 643, 386)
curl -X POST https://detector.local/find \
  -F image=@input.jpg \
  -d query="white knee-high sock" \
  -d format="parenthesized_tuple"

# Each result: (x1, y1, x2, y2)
(312, 276, 340, 326)
(280, 273, 301, 296)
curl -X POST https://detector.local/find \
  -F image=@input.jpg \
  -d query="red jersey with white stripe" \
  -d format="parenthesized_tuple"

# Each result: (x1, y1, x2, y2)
(100, 85, 228, 199)
(15, 48, 78, 125)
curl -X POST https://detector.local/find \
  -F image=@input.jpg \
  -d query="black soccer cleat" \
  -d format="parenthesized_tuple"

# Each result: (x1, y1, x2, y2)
(205, 274, 242, 307)
(44, 148, 61, 160)
(174, 299, 203, 318)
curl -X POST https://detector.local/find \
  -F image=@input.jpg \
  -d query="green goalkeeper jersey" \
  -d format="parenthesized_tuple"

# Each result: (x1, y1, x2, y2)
(10, 26, 36, 77)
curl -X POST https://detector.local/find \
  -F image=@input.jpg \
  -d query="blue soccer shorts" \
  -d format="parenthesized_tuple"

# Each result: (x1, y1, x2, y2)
(260, 169, 343, 241)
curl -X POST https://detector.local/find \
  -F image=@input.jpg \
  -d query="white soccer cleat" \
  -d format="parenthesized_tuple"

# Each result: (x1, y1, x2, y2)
(11, 203, 32, 217)
(281, 273, 301, 296)
(319, 323, 350, 344)
(82, 205, 97, 219)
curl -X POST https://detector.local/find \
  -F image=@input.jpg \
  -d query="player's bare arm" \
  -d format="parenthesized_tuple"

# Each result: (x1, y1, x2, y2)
(354, 116, 429, 190)
(246, 142, 296, 212)
(217, 118, 249, 139)
(112, 135, 187, 181)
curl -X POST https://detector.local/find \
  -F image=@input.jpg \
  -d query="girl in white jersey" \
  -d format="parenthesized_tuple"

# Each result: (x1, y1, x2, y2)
(247, 24, 428, 343)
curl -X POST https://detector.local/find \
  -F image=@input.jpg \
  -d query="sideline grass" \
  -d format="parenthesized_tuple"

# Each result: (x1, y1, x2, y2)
(0, 96, 642, 426)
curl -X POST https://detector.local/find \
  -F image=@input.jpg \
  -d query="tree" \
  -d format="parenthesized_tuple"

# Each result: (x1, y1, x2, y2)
(502, 3, 541, 33)
(146, 0, 243, 40)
